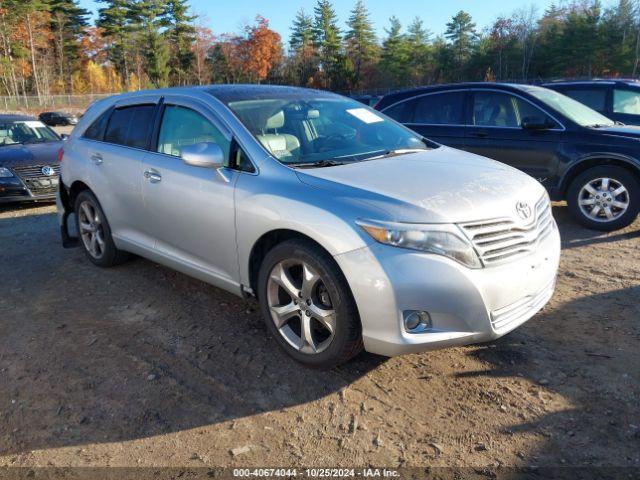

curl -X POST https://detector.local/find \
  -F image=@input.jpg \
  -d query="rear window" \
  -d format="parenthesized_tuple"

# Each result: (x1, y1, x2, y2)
(104, 104, 156, 149)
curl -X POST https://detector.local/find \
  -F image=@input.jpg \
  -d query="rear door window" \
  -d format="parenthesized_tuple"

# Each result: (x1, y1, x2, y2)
(410, 92, 465, 125)
(103, 104, 156, 149)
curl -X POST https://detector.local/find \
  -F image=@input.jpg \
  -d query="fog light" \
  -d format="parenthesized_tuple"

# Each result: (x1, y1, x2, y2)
(403, 310, 432, 333)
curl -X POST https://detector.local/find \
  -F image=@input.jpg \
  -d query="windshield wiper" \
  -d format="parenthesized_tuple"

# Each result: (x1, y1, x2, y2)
(288, 159, 349, 169)
(585, 123, 612, 129)
(360, 148, 426, 162)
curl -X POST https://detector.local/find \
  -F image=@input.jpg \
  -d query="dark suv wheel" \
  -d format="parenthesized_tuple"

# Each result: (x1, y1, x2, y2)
(257, 239, 363, 369)
(567, 166, 639, 231)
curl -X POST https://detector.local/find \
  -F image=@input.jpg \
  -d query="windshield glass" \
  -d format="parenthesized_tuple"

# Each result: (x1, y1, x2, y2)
(526, 87, 615, 127)
(0, 120, 59, 146)
(225, 95, 428, 165)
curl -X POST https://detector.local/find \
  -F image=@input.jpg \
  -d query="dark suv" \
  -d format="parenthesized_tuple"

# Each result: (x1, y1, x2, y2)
(376, 83, 640, 231)
(544, 80, 640, 126)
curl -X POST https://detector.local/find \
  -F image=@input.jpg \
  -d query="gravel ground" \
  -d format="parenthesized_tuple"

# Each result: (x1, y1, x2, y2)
(0, 201, 638, 469)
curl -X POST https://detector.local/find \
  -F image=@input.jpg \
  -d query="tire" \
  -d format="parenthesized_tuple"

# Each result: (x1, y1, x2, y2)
(566, 166, 639, 231)
(257, 238, 363, 369)
(74, 190, 129, 267)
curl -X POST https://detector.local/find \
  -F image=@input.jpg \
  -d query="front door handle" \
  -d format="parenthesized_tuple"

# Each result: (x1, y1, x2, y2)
(90, 153, 103, 164)
(144, 169, 162, 183)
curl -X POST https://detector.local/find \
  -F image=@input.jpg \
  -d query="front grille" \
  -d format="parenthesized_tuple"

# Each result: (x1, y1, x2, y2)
(459, 195, 554, 266)
(12, 164, 60, 196)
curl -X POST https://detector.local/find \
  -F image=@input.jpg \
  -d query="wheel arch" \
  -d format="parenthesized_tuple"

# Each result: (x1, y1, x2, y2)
(560, 154, 640, 195)
(247, 229, 334, 297)
(67, 180, 92, 210)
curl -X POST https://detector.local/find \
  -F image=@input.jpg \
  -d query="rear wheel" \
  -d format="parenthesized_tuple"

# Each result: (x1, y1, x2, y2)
(567, 166, 639, 231)
(75, 190, 129, 267)
(257, 239, 363, 369)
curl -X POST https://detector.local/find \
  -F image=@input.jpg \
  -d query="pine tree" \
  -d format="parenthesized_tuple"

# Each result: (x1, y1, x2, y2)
(406, 17, 431, 84)
(163, 0, 196, 85)
(313, 0, 342, 88)
(130, 0, 170, 87)
(289, 9, 317, 86)
(97, 0, 132, 84)
(290, 9, 314, 52)
(345, 0, 377, 88)
(380, 16, 410, 87)
(46, 0, 89, 93)
(445, 10, 477, 79)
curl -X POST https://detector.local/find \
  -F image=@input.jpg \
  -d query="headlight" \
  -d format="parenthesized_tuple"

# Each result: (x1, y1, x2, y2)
(357, 220, 482, 269)
(0, 167, 14, 178)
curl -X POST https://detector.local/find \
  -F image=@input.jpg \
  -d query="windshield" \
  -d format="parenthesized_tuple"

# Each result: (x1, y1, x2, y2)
(0, 120, 59, 146)
(226, 95, 428, 165)
(526, 87, 615, 127)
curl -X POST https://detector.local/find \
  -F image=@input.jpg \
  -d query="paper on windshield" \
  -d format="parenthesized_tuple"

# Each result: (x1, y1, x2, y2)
(346, 108, 384, 124)
(19, 121, 46, 129)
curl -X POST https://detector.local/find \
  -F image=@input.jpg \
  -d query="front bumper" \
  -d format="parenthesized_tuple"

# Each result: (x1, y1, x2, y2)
(335, 224, 560, 357)
(0, 176, 57, 203)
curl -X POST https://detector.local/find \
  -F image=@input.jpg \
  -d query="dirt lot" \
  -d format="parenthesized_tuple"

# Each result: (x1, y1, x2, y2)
(0, 201, 638, 469)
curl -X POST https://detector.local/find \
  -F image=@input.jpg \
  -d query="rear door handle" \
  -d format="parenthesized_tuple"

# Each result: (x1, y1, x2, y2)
(90, 153, 103, 164)
(144, 169, 162, 183)
(470, 130, 489, 138)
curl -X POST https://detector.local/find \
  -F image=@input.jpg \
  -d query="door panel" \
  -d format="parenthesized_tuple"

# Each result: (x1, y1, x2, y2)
(142, 98, 240, 285)
(463, 90, 564, 186)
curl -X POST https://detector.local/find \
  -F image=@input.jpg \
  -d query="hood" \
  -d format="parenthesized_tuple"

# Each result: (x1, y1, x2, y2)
(296, 146, 546, 224)
(596, 124, 640, 140)
(0, 141, 62, 168)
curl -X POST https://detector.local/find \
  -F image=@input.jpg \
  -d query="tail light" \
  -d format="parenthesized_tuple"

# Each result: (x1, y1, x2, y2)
(57, 147, 64, 163)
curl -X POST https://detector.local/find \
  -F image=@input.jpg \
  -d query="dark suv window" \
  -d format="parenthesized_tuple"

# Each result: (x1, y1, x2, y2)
(410, 92, 465, 125)
(104, 104, 156, 149)
(560, 89, 607, 112)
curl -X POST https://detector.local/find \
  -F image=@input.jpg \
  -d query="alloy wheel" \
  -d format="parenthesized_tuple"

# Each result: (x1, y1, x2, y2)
(78, 200, 106, 259)
(266, 260, 336, 354)
(578, 177, 630, 223)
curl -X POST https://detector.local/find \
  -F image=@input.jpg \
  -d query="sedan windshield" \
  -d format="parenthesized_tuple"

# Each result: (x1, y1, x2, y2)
(526, 87, 615, 128)
(0, 120, 59, 146)
(225, 95, 428, 166)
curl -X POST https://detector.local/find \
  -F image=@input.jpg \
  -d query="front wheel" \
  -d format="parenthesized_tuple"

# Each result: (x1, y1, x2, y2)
(257, 239, 363, 369)
(566, 166, 639, 231)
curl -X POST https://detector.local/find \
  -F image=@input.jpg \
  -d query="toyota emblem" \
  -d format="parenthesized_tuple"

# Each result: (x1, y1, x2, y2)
(516, 201, 532, 220)
(41, 166, 55, 176)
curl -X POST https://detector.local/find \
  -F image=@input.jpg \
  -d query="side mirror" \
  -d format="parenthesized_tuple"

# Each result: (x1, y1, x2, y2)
(181, 142, 224, 169)
(521, 116, 554, 130)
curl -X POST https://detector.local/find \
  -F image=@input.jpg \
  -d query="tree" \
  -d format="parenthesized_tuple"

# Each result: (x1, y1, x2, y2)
(379, 16, 410, 87)
(164, 0, 196, 85)
(130, 0, 170, 87)
(345, 0, 377, 88)
(406, 17, 431, 84)
(289, 9, 317, 86)
(96, 0, 132, 84)
(313, 0, 342, 88)
(244, 16, 282, 82)
(445, 10, 477, 79)
(192, 25, 214, 85)
(46, 0, 89, 93)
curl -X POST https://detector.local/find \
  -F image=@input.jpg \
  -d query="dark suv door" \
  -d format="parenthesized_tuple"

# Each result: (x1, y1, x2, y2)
(463, 90, 565, 186)
(381, 90, 468, 150)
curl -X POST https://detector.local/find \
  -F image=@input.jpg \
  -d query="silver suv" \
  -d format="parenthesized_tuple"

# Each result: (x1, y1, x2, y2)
(57, 85, 561, 368)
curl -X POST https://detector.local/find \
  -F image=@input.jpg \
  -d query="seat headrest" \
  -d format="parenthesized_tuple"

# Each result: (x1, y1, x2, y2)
(265, 111, 285, 130)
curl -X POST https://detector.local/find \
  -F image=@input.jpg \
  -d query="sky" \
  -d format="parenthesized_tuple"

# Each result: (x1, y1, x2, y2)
(77, 0, 581, 42)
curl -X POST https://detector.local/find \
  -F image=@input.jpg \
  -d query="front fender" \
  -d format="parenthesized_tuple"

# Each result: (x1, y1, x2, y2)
(558, 151, 640, 192)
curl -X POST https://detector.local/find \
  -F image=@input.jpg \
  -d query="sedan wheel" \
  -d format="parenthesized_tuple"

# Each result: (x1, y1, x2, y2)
(266, 260, 336, 354)
(78, 200, 106, 259)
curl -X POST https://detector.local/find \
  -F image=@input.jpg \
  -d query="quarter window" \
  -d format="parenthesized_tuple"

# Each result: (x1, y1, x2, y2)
(83, 108, 111, 141)
(561, 89, 607, 112)
(156, 105, 230, 162)
(410, 92, 465, 125)
(103, 104, 156, 148)
(613, 89, 640, 114)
